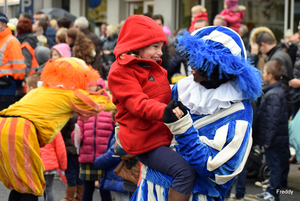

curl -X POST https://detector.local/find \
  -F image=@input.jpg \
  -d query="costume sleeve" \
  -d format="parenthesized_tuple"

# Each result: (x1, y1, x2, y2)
(54, 132, 68, 171)
(70, 89, 116, 120)
(262, 94, 282, 146)
(108, 68, 167, 121)
(165, 110, 252, 185)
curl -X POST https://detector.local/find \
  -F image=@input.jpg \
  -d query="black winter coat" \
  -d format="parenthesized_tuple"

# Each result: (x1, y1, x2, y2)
(257, 81, 289, 147)
(61, 113, 78, 155)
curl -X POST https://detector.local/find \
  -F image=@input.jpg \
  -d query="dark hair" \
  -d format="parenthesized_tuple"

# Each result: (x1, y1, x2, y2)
(57, 17, 71, 29)
(17, 18, 33, 36)
(255, 31, 276, 45)
(19, 13, 31, 20)
(38, 19, 48, 33)
(35, 11, 45, 15)
(143, 12, 152, 18)
(152, 14, 164, 25)
(264, 60, 283, 81)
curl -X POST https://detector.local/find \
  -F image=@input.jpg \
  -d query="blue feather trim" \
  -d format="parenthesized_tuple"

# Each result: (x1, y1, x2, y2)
(176, 31, 263, 101)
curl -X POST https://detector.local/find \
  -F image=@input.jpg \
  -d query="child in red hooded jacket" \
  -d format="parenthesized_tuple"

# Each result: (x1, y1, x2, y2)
(189, 5, 209, 33)
(220, 0, 246, 33)
(108, 14, 196, 201)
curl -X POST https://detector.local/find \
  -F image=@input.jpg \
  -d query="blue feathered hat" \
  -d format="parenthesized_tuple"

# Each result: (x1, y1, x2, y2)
(176, 26, 263, 100)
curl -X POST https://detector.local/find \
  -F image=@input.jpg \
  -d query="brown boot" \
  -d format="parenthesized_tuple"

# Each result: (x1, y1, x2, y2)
(74, 185, 84, 201)
(168, 188, 190, 201)
(61, 185, 76, 201)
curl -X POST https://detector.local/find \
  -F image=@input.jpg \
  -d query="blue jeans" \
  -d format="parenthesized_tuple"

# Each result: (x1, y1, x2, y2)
(225, 166, 247, 199)
(265, 146, 290, 198)
(65, 154, 83, 186)
(136, 146, 196, 195)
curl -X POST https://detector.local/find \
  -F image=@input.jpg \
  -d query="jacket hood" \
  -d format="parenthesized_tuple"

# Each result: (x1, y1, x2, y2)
(52, 43, 71, 58)
(114, 15, 167, 58)
(35, 46, 51, 65)
(18, 33, 39, 49)
(249, 26, 275, 45)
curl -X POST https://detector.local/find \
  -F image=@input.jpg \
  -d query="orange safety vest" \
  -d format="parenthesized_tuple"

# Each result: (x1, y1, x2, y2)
(0, 27, 26, 80)
(21, 42, 39, 75)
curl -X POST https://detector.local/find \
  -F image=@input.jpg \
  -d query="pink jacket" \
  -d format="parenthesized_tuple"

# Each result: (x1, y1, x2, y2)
(40, 132, 67, 171)
(220, 7, 245, 33)
(73, 111, 114, 163)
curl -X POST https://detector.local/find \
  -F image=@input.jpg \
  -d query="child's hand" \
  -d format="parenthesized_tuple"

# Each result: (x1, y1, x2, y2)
(163, 100, 186, 123)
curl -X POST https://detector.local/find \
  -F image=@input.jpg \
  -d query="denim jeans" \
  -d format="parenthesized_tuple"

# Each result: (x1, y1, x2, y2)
(265, 146, 290, 198)
(136, 146, 196, 195)
(65, 154, 83, 186)
(225, 166, 247, 199)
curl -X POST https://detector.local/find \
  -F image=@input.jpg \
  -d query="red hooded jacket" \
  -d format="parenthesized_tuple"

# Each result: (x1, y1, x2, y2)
(108, 15, 172, 155)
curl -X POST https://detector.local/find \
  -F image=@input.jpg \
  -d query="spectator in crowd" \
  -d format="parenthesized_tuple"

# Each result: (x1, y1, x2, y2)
(49, 19, 57, 29)
(51, 43, 72, 59)
(239, 24, 249, 48)
(35, 46, 51, 72)
(99, 22, 107, 46)
(189, 5, 208, 33)
(152, 14, 175, 70)
(220, 0, 246, 33)
(255, 28, 294, 118)
(0, 13, 26, 110)
(255, 61, 290, 201)
(66, 27, 96, 65)
(193, 19, 208, 31)
(72, 78, 114, 201)
(213, 14, 225, 26)
(56, 27, 68, 44)
(38, 12, 57, 43)
(94, 110, 129, 201)
(34, 19, 56, 47)
(74, 16, 103, 77)
(17, 18, 39, 77)
(56, 17, 72, 30)
(101, 24, 118, 79)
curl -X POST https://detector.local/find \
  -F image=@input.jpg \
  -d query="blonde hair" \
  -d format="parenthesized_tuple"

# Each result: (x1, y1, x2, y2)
(106, 24, 118, 37)
(56, 27, 68, 43)
(36, 35, 47, 46)
(191, 5, 207, 13)
(49, 19, 57, 28)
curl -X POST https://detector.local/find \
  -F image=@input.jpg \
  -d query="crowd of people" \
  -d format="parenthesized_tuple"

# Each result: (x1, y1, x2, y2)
(0, 0, 300, 201)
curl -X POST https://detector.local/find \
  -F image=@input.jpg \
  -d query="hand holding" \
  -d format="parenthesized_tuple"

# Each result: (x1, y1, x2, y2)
(163, 100, 185, 123)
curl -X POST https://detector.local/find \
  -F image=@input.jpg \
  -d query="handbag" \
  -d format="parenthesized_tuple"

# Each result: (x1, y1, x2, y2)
(113, 157, 140, 185)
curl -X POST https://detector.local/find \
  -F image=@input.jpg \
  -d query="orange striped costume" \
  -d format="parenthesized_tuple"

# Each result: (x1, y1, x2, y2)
(0, 58, 115, 196)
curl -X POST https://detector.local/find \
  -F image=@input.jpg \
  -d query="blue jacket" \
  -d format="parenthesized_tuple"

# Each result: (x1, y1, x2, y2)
(257, 81, 289, 147)
(94, 129, 128, 194)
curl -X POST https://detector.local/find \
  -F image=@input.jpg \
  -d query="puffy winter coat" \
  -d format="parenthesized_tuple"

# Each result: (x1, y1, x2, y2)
(94, 128, 127, 194)
(257, 81, 289, 147)
(40, 132, 67, 171)
(74, 111, 114, 163)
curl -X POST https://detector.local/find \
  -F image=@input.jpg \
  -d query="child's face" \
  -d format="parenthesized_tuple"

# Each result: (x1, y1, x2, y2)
(138, 42, 164, 62)
(192, 11, 200, 19)
(51, 49, 60, 59)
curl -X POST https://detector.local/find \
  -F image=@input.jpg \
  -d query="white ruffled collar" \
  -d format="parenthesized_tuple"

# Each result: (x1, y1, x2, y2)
(177, 75, 243, 115)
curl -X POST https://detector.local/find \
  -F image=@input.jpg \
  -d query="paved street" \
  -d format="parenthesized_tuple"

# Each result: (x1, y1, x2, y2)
(1, 164, 300, 201)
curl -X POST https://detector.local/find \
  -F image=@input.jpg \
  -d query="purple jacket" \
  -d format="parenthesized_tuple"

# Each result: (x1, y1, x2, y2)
(72, 111, 114, 163)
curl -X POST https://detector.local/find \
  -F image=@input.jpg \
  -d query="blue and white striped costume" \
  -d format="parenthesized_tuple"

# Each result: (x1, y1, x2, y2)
(130, 26, 262, 201)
